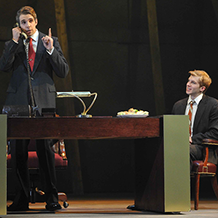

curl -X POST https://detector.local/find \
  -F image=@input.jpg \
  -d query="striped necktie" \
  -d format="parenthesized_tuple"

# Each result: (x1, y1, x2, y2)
(188, 101, 194, 136)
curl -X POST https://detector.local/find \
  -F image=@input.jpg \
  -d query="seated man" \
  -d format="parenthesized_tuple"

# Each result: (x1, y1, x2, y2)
(172, 70, 218, 171)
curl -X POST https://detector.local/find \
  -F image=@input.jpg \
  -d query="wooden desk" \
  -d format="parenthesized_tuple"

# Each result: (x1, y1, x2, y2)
(0, 115, 190, 214)
(7, 116, 160, 140)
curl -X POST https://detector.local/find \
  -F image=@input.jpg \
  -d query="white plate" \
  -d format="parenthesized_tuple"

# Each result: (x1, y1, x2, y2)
(117, 114, 149, 118)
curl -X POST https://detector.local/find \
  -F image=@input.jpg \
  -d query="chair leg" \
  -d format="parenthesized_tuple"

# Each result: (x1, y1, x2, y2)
(194, 174, 200, 210)
(211, 175, 218, 200)
(30, 180, 36, 203)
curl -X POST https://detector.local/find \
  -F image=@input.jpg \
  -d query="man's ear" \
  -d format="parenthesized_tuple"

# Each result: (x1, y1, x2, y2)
(200, 86, 206, 93)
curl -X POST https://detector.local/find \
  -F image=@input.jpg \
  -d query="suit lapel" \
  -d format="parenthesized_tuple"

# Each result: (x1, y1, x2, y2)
(32, 32, 46, 75)
(16, 40, 28, 69)
(193, 95, 207, 130)
(181, 99, 187, 114)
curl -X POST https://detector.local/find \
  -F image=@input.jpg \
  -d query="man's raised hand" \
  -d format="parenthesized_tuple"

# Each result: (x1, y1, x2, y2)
(42, 28, 53, 52)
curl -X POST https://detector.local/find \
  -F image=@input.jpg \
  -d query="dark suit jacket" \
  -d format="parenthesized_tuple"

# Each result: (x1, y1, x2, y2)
(172, 95, 218, 164)
(0, 31, 69, 113)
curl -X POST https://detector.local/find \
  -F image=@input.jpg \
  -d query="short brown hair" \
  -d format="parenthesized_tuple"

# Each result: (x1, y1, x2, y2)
(16, 6, 37, 25)
(189, 70, 212, 93)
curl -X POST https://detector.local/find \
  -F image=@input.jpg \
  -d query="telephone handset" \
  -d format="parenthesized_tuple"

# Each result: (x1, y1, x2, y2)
(15, 22, 27, 40)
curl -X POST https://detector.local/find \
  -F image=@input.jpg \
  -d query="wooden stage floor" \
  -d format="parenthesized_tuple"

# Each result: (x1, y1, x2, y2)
(5, 193, 218, 218)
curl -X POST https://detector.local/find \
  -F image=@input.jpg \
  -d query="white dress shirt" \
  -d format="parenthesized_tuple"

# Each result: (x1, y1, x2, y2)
(185, 93, 203, 136)
(24, 29, 39, 52)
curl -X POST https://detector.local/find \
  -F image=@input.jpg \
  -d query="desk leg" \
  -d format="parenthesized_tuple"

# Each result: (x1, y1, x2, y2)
(0, 115, 7, 215)
(134, 115, 190, 213)
(134, 137, 165, 212)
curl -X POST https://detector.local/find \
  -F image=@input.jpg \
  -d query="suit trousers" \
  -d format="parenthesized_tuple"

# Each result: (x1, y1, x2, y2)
(190, 143, 218, 172)
(10, 139, 59, 205)
(190, 144, 203, 172)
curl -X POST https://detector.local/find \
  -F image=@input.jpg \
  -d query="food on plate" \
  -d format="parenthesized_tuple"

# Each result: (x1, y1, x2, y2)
(117, 108, 149, 116)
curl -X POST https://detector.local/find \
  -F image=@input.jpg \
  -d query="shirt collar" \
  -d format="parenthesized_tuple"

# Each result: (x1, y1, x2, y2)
(24, 29, 39, 43)
(30, 29, 39, 42)
(187, 93, 203, 105)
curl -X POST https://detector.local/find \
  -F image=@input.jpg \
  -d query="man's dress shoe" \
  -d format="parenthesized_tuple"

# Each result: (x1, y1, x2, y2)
(127, 205, 137, 210)
(7, 203, 29, 211)
(46, 202, 62, 211)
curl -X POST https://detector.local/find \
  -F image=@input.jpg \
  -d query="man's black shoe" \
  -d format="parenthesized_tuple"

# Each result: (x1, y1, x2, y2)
(127, 204, 137, 210)
(7, 203, 29, 211)
(46, 202, 62, 211)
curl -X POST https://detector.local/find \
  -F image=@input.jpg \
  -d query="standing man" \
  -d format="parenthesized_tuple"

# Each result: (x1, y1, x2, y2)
(172, 70, 218, 171)
(0, 6, 69, 211)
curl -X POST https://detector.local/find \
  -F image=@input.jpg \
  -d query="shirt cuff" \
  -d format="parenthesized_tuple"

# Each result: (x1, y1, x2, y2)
(46, 47, 54, 55)
(12, 39, 18, 44)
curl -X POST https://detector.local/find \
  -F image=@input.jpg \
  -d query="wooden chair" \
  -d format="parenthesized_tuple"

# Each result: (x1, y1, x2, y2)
(191, 139, 218, 210)
(7, 139, 69, 208)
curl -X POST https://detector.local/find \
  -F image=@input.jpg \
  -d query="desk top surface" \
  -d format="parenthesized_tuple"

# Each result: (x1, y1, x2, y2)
(7, 116, 160, 140)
